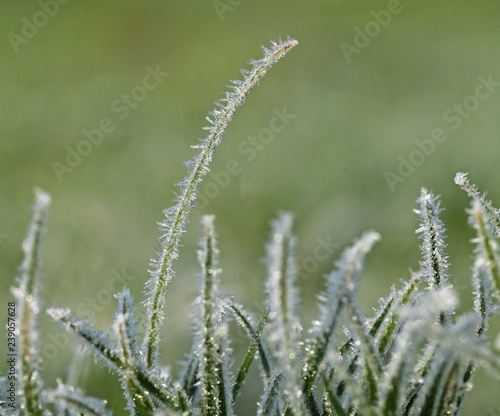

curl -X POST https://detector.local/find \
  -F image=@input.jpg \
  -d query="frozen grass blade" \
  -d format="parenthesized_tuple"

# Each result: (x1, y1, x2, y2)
(433, 360, 460, 416)
(377, 273, 421, 358)
(215, 325, 235, 416)
(415, 189, 450, 292)
(265, 213, 302, 412)
(410, 315, 478, 416)
(334, 273, 421, 403)
(323, 374, 348, 416)
(302, 232, 380, 396)
(471, 201, 500, 295)
(226, 301, 272, 381)
(455, 172, 500, 235)
(47, 307, 180, 411)
(45, 381, 111, 416)
(325, 352, 380, 416)
(142, 38, 298, 368)
(114, 288, 141, 366)
(196, 215, 221, 416)
(451, 201, 500, 412)
(379, 313, 424, 416)
(471, 257, 491, 336)
(403, 342, 437, 416)
(178, 352, 199, 400)
(345, 295, 382, 395)
(113, 289, 166, 415)
(413, 354, 452, 416)
(10, 75, 500, 416)
(257, 372, 284, 416)
(47, 307, 122, 372)
(265, 213, 301, 362)
(13, 188, 51, 416)
(233, 308, 269, 399)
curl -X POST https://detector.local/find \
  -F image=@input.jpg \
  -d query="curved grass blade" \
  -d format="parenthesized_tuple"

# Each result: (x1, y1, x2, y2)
(233, 308, 269, 399)
(455, 172, 500, 236)
(47, 307, 180, 411)
(142, 38, 298, 368)
(45, 381, 111, 416)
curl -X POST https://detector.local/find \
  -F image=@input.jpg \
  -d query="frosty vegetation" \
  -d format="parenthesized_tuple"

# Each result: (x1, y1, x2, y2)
(3, 37, 500, 416)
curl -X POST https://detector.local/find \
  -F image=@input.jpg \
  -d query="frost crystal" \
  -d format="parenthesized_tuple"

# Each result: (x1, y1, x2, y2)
(455, 171, 500, 236)
(415, 188, 450, 291)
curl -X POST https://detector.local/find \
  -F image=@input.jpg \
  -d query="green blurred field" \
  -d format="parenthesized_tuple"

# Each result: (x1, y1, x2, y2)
(1, 0, 500, 414)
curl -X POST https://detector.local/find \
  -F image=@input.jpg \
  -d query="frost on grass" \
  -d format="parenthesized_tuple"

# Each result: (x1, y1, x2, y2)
(415, 188, 450, 290)
(142, 37, 298, 369)
(12, 189, 51, 416)
(264, 213, 302, 412)
(7, 36, 500, 416)
(12, 168, 500, 416)
(455, 172, 500, 235)
(302, 231, 380, 398)
(45, 381, 111, 416)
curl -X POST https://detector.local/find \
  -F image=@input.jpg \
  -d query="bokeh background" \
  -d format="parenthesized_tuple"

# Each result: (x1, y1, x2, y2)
(2, 0, 500, 414)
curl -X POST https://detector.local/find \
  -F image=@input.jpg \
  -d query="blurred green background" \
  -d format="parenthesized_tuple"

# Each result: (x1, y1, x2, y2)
(1, 0, 500, 414)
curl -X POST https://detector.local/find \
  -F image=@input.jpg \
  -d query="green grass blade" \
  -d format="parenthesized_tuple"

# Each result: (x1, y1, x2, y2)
(13, 189, 51, 416)
(45, 381, 111, 416)
(227, 302, 272, 380)
(257, 372, 284, 416)
(142, 38, 298, 368)
(323, 374, 348, 416)
(233, 308, 269, 399)
(302, 232, 380, 395)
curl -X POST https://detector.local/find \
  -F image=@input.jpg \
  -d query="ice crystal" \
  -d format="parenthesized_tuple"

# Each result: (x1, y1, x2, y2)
(415, 188, 450, 290)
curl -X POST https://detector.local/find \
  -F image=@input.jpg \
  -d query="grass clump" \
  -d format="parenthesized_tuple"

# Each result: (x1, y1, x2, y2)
(3, 37, 500, 416)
